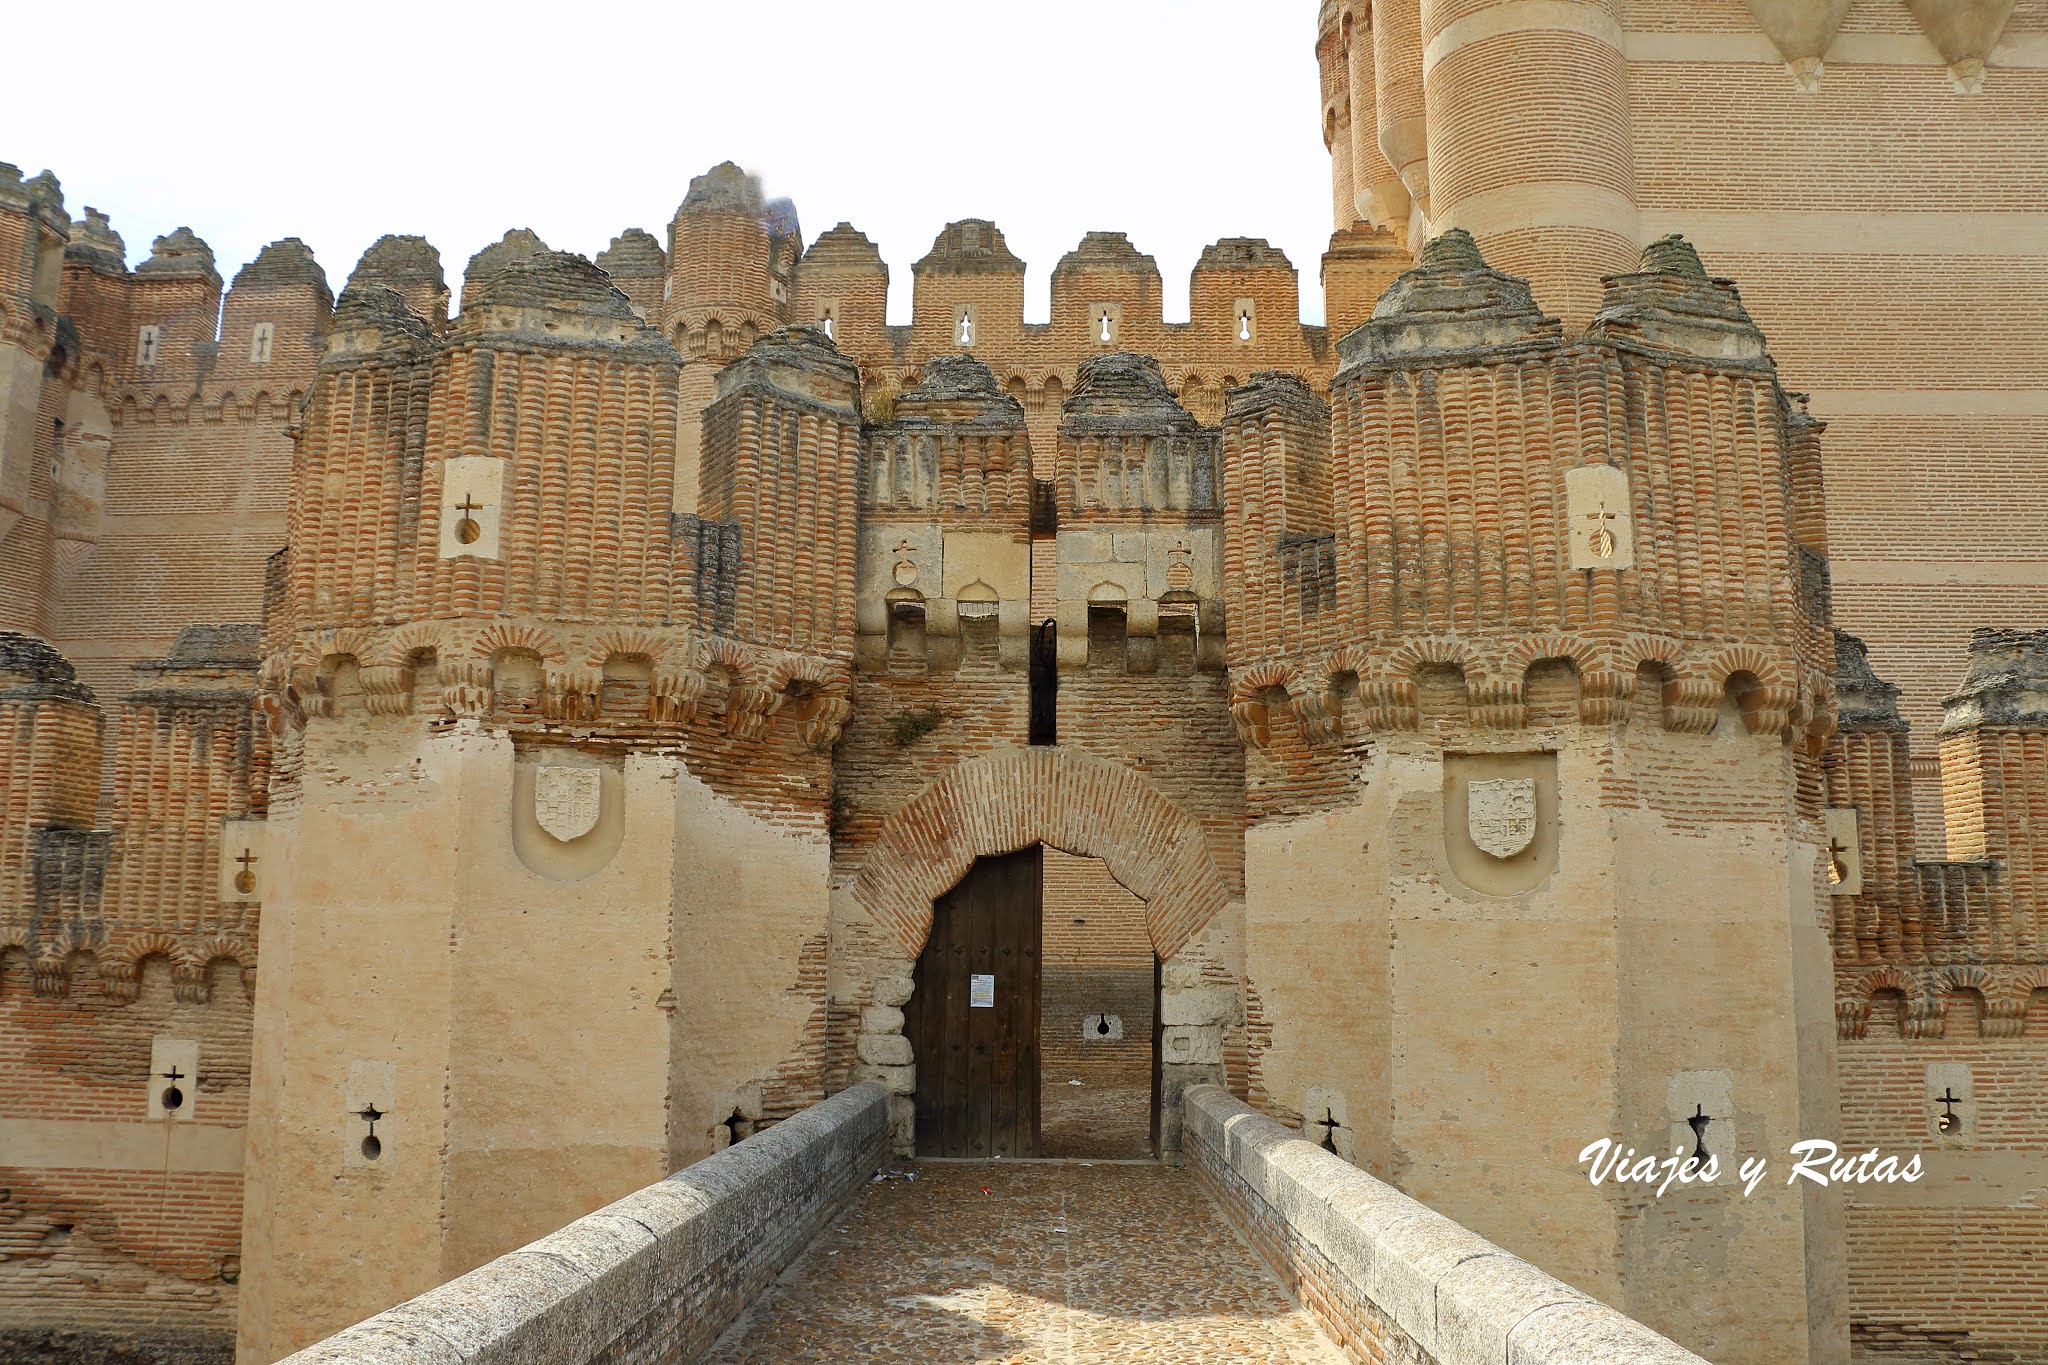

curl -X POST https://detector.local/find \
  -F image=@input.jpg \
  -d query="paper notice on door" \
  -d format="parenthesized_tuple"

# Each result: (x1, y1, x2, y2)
(969, 974, 995, 1008)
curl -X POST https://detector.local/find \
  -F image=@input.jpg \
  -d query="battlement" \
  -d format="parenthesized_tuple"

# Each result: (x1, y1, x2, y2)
(1338, 227, 1557, 368)
(1941, 627, 2048, 733)
(888, 352, 1023, 424)
(914, 219, 1023, 277)
(231, 238, 329, 297)
(0, 163, 65, 221)
(0, 630, 96, 705)
(61, 207, 125, 275)
(0, 163, 69, 315)
(133, 226, 218, 283)
(461, 227, 550, 308)
(1835, 628, 1904, 729)
(1053, 230, 1159, 280)
(461, 247, 667, 352)
(347, 233, 448, 323)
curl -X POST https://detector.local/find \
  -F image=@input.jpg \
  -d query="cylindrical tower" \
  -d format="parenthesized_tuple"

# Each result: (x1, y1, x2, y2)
(663, 163, 799, 514)
(1373, 0, 1430, 239)
(1418, 0, 1639, 328)
(1316, 3, 1357, 232)
(1343, 6, 1409, 231)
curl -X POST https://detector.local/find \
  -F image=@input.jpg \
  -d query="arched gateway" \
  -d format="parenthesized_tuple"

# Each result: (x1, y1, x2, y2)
(850, 747, 1234, 960)
(849, 747, 1239, 1158)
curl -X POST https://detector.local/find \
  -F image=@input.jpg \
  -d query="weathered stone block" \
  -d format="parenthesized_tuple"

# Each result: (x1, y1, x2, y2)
(1159, 1024, 1222, 1065)
(871, 973, 915, 1008)
(279, 1316, 465, 1365)
(887, 1094, 915, 1151)
(1437, 1251, 1592, 1365)
(850, 1063, 916, 1095)
(1369, 1211, 1495, 1353)
(860, 1005, 905, 1035)
(1159, 986, 1232, 1026)
(1060, 529, 1111, 563)
(1507, 1300, 1706, 1365)
(855, 1033, 913, 1066)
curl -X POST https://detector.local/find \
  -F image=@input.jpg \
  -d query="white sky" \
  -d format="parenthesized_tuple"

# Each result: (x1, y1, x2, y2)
(3, 1, 1334, 326)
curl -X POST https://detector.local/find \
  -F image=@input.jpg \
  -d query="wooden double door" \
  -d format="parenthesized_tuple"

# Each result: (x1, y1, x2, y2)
(905, 846, 1042, 1157)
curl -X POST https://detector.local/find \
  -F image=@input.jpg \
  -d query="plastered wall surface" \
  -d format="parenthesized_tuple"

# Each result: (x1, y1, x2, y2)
(668, 763, 832, 1167)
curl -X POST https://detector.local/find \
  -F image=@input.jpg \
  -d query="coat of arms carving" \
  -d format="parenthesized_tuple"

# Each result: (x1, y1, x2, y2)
(534, 767, 602, 843)
(1467, 777, 1536, 859)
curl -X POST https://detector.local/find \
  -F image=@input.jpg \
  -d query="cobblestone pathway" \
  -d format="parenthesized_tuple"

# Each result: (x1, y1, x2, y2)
(702, 1160, 1346, 1364)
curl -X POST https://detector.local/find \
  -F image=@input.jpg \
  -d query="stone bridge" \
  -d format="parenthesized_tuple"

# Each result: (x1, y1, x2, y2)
(278, 1085, 1708, 1365)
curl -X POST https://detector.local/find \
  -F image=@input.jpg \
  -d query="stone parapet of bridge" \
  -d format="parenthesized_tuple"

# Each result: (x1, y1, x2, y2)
(1186, 1085, 1710, 1365)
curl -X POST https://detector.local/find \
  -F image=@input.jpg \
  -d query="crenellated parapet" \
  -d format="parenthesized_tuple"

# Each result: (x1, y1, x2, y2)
(779, 213, 1337, 460)
(0, 627, 263, 1002)
(0, 165, 73, 584)
(662, 162, 797, 363)
(271, 282, 871, 789)
(44, 208, 325, 441)
(350, 232, 448, 326)
(1222, 230, 1835, 791)
(0, 632, 103, 939)
(1053, 352, 1226, 674)
(854, 353, 1033, 674)
(698, 323, 861, 661)
(1829, 628, 2048, 1040)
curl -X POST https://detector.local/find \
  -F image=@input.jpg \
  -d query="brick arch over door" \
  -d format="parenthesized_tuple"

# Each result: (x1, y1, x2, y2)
(851, 747, 1232, 961)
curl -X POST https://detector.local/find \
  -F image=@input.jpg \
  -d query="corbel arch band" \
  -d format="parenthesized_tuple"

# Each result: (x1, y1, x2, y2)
(850, 747, 1231, 960)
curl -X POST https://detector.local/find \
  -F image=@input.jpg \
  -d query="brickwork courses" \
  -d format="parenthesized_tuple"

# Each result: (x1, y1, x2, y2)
(1316, 0, 2048, 850)
(2, 1, 2046, 1360)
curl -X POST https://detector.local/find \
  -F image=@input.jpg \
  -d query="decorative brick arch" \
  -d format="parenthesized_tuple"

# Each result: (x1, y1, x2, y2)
(851, 747, 1231, 960)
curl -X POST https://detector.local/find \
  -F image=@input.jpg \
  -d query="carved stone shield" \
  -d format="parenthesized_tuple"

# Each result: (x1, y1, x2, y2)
(534, 767, 601, 842)
(1467, 777, 1536, 859)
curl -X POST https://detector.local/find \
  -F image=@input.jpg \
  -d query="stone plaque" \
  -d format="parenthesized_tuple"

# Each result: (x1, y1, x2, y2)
(534, 767, 601, 843)
(1824, 807, 1862, 895)
(1565, 464, 1634, 570)
(1468, 777, 1536, 858)
(438, 455, 504, 560)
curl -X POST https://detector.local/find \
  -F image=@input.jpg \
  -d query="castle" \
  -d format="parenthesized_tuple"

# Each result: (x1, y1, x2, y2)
(2, 2, 2045, 1363)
